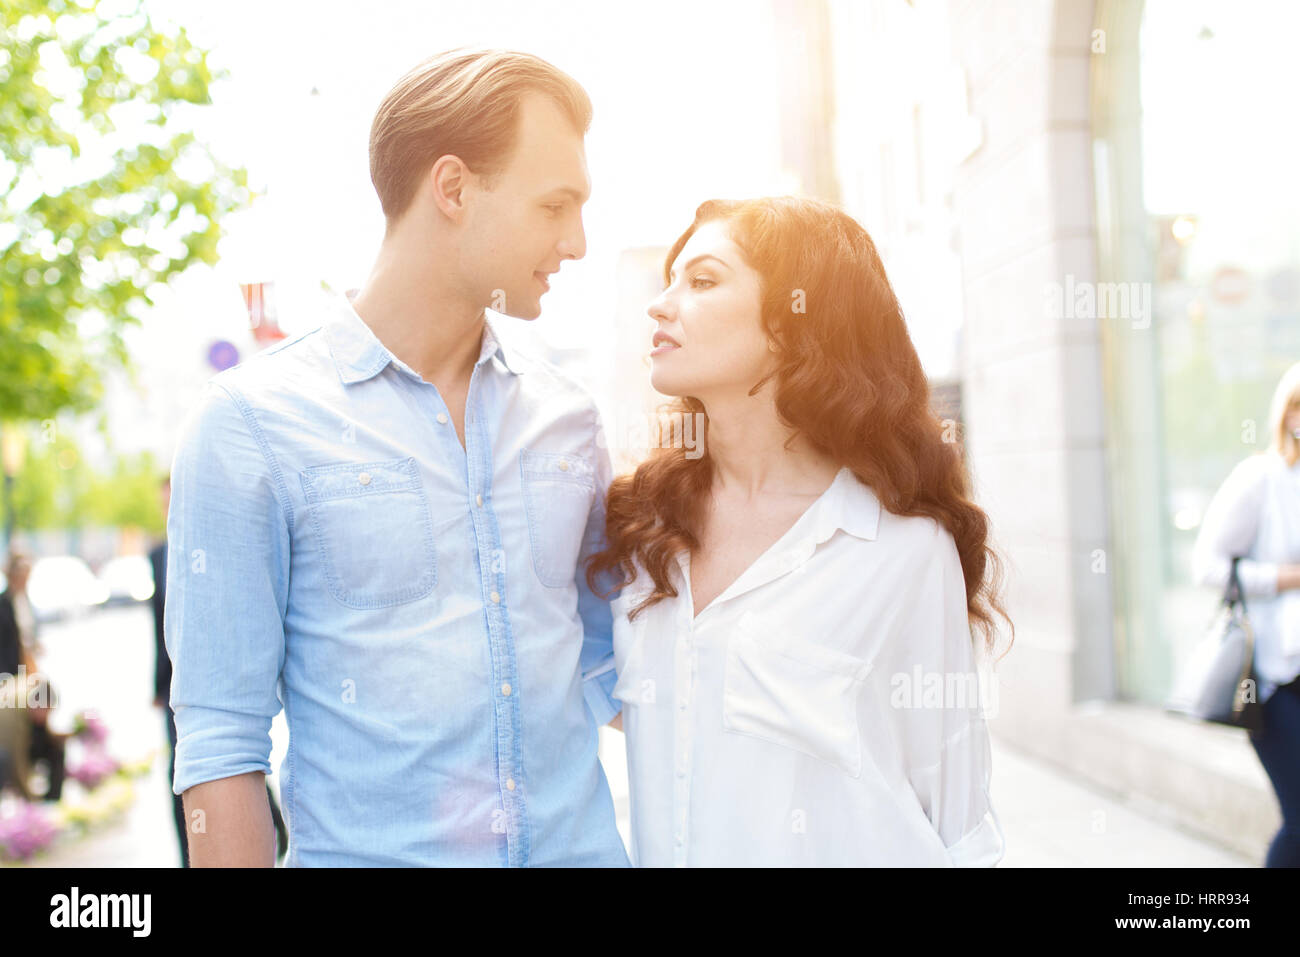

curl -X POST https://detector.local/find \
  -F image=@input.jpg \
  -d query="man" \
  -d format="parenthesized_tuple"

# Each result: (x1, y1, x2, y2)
(166, 48, 627, 866)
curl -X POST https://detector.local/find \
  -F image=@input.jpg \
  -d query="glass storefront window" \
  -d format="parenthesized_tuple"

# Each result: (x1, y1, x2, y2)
(1094, 0, 1300, 704)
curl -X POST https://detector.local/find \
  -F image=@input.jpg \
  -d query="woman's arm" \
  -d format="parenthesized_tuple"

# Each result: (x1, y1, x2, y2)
(887, 523, 1004, 866)
(1191, 456, 1278, 598)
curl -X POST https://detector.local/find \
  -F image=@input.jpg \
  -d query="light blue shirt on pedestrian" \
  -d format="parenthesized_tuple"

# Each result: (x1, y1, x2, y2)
(164, 292, 629, 866)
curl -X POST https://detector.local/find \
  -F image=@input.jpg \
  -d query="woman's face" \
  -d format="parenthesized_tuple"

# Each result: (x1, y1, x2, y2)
(1286, 392, 1300, 439)
(646, 219, 771, 399)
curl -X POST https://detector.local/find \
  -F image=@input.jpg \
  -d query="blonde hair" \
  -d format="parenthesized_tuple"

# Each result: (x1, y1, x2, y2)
(368, 48, 592, 225)
(1267, 362, 1300, 466)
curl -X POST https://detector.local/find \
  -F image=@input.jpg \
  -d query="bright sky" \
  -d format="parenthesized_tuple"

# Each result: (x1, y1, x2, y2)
(136, 0, 800, 359)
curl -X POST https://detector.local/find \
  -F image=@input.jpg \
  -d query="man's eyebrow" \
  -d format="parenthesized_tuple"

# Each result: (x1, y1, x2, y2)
(668, 254, 731, 282)
(547, 186, 590, 202)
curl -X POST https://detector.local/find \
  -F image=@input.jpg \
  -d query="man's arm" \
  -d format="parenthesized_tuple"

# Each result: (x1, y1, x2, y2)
(576, 408, 623, 729)
(166, 381, 290, 867)
(183, 771, 276, 867)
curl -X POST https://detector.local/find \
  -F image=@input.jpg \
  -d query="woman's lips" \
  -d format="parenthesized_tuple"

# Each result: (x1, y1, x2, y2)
(534, 272, 550, 291)
(651, 333, 680, 356)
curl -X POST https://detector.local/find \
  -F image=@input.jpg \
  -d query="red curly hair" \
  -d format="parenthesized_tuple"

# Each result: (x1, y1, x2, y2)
(586, 196, 1011, 656)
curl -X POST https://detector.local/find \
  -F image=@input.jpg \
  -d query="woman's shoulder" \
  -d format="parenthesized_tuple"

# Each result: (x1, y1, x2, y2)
(1224, 452, 1283, 491)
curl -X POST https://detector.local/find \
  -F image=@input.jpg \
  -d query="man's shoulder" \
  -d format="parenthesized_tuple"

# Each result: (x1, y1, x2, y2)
(207, 325, 331, 400)
(506, 340, 604, 420)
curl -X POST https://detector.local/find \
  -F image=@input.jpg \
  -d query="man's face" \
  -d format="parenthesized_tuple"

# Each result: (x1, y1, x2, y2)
(457, 92, 590, 320)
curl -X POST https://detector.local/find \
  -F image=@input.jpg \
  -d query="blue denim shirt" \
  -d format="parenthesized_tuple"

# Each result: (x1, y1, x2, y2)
(164, 293, 629, 867)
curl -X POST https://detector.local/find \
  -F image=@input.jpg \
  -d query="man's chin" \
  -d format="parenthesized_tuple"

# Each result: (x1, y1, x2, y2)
(492, 297, 543, 321)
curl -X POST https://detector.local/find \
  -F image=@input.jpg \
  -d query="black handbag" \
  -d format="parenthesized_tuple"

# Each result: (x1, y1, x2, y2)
(1166, 557, 1264, 733)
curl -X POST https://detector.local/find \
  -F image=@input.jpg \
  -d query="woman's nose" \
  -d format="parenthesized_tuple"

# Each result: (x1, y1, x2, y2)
(647, 289, 673, 322)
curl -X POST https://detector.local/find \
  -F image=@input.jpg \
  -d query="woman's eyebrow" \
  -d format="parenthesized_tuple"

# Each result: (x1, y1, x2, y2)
(669, 254, 731, 282)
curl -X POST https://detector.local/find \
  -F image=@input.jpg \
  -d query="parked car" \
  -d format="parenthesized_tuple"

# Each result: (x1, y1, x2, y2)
(97, 554, 156, 606)
(25, 556, 110, 623)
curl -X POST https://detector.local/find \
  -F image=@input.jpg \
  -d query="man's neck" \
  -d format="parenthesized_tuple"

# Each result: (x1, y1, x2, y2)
(350, 240, 486, 386)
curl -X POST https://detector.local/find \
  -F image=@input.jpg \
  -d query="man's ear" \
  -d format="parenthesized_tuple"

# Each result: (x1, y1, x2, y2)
(428, 154, 471, 222)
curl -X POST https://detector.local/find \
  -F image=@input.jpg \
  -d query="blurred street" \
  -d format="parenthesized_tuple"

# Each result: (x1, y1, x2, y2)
(16, 603, 1255, 868)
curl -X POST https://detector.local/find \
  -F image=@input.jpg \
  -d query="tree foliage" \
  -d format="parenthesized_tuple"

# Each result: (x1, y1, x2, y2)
(1, 0, 249, 421)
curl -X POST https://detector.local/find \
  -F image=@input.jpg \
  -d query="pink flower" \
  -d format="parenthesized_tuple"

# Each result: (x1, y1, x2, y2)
(67, 749, 120, 790)
(74, 712, 110, 744)
(0, 801, 61, 861)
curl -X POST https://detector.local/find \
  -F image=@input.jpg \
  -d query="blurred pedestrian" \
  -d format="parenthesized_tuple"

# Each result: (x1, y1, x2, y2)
(1193, 362, 1300, 867)
(150, 477, 189, 866)
(1, 551, 37, 679)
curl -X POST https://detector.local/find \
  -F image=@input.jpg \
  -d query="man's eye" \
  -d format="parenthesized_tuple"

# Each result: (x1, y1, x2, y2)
(544, 204, 564, 215)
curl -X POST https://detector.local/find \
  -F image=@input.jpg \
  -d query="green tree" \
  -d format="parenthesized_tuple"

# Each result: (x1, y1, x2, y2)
(1, 0, 249, 422)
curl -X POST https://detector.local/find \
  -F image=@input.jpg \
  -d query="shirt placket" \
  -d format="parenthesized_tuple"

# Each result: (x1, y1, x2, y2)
(442, 357, 531, 866)
(673, 566, 697, 867)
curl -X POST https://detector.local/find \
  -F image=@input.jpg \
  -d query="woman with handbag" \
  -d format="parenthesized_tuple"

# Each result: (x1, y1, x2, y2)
(1192, 362, 1300, 867)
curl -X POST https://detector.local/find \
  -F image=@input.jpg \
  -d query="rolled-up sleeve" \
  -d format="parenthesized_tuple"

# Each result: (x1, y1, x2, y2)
(892, 524, 1005, 867)
(1192, 456, 1278, 598)
(165, 380, 290, 796)
(576, 409, 622, 728)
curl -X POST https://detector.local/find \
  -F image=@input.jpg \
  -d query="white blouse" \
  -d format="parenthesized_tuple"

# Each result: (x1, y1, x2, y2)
(610, 466, 1005, 867)
(1191, 452, 1300, 701)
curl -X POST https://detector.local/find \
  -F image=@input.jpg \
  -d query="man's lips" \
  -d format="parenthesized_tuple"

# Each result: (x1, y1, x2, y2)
(534, 271, 551, 291)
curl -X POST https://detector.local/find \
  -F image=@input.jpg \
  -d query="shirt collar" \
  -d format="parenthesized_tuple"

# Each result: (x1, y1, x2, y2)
(323, 294, 525, 386)
(673, 466, 883, 617)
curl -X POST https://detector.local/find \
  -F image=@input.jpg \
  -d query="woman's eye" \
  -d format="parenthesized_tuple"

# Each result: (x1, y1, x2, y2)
(690, 276, 715, 289)
(544, 204, 564, 215)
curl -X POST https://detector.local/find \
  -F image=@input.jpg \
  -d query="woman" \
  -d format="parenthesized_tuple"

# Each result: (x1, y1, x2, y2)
(1192, 362, 1300, 868)
(588, 196, 1012, 866)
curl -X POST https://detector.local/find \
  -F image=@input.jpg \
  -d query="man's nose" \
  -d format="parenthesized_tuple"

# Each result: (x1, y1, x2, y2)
(558, 217, 587, 262)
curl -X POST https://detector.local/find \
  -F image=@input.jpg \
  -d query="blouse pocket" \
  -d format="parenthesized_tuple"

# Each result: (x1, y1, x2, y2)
(300, 456, 437, 609)
(722, 614, 874, 778)
(520, 448, 596, 588)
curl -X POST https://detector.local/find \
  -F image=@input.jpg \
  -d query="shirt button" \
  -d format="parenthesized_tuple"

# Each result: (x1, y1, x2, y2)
(506, 778, 516, 791)
(558, 459, 569, 471)
(476, 493, 484, 507)
(501, 682, 512, 697)
(490, 591, 501, 604)
(436, 412, 448, 424)
(357, 472, 371, 486)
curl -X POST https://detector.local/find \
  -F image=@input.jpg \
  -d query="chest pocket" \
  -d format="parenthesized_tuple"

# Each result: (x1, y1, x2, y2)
(521, 448, 596, 588)
(722, 611, 874, 778)
(300, 456, 437, 609)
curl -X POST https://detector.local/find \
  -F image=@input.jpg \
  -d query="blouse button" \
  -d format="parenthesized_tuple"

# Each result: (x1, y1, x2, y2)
(436, 412, 448, 424)
(506, 778, 516, 791)
(558, 459, 569, 471)
(357, 472, 371, 486)
(490, 591, 501, 604)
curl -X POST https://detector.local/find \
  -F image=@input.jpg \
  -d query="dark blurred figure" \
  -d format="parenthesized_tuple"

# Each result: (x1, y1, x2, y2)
(1, 551, 36, 680)
(152, 477, 289, 865)
(25, 673, 67, 801)
(0, 552, 38, 799)
(149, 480, 189, 867)
(1, 561, 64, 801)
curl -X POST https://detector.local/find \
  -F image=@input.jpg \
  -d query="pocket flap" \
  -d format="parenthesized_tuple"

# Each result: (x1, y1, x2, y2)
(301, 457, 420, 502)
